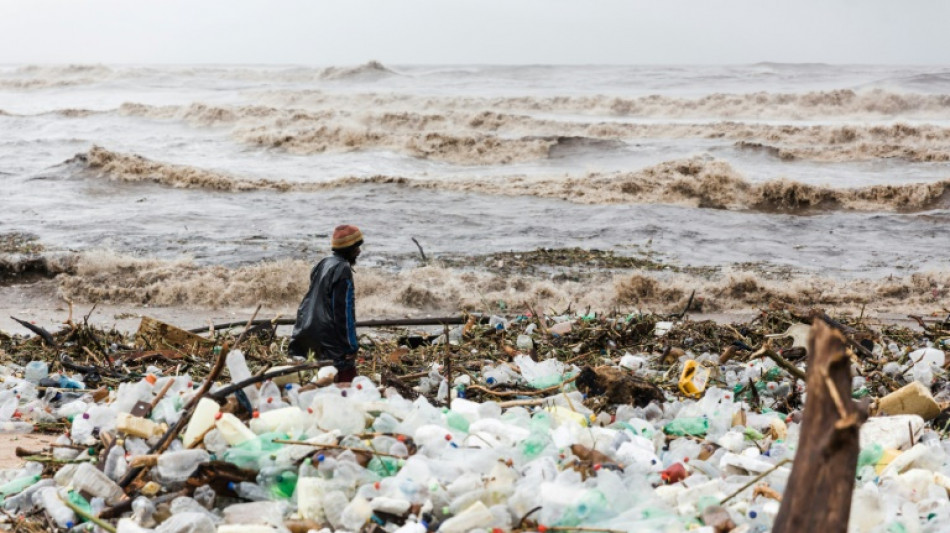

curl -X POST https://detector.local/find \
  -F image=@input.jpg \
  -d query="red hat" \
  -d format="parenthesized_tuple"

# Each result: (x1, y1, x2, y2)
(331, 225, 363, 250)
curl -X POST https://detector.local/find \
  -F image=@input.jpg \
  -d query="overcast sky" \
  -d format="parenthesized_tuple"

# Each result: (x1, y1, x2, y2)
(1, 0, 948, 65)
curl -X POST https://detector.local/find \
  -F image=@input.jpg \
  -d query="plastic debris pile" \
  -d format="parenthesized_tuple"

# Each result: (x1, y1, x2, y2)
(0, 309, 947, 532)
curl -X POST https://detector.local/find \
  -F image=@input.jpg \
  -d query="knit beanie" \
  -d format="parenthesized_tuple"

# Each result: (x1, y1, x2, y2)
(331, 225, 364, 250)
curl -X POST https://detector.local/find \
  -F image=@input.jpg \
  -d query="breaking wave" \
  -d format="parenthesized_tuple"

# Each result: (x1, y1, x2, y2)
(0, 64, 115, 89)
(254, 88, 950, 120)
(51, 250, 950, 316)
(114, 101, 950, 164)
(69, 148, 950, 213)
(317, 60, 397, 80)
(69, 146, 409, 192)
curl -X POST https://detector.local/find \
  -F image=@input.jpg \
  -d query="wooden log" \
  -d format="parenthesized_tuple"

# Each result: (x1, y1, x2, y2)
(772, 320, 867, 533)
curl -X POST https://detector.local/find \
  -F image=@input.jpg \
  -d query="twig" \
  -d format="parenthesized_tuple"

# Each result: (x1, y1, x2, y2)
(411, 237, 428, 263)
(444, 324, 452, 409)
(10, 316, 57, 347)
(674, 290, 696, 320)
(720, 458, 792, 504)
(497, 398, 548, 408)
(232, 304, 262, 348)
(271, 439, 404, 458)
(759, 345, 808, 382)
(209, 362, 329, 400)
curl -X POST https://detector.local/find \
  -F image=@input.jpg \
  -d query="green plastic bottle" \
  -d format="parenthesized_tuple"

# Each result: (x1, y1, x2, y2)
(258, 468, 298, 499)
(558, 489, 609, 526)
(857, 443, 884, 472)
(368, 456, 401, 478)
(663, 417, 709, 437)
(66, 490, 93, 520)
(223, 432, 287, 470)
(0, 474, 40, 498)
(743, 427, 765, 441)
(445, 410, 470, 433)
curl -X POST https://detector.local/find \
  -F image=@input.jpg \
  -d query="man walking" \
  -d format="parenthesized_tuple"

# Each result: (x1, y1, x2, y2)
(289, 225, 363, 383)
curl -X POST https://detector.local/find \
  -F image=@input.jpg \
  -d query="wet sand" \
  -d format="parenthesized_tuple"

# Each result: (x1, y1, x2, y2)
(0, 433, 57, 469)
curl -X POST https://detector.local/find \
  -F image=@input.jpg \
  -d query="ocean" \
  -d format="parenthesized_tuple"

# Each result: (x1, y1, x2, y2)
(1, 62, 949, 321)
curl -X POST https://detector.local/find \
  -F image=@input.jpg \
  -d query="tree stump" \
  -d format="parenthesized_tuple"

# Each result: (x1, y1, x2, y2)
(773, 320, 868, 533)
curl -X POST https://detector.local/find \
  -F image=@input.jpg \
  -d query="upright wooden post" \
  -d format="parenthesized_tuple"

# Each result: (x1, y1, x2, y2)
(773, 320, 867, 533)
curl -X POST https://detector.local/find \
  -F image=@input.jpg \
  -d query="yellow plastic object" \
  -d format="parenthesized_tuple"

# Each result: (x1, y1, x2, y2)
(678, 360, 709, 398)
(546, 406, 590, 427)
(876, 448, 902, 475)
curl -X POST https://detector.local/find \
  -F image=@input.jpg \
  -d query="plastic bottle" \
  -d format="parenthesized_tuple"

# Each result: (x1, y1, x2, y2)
(234, 482, 272, 502)
(24, 361, 49, 384)
(104, 444, 128, 481)
(439, 501, 495, 532)
(215, 413, 257, 446)
(117, 412, 165, 440)
(193, 485, 216, 510)
(71, 462, 125, 504)
(131, 496, 156, 527)
(182, 398, 220, 448)
(226, 350, 259, 404)
(340, 496, 373, 531)
(157, 449, 210, 483)
(151, 512, 215, 533)
(257, 466, 297, 499)
(36, 487, 77, 529)
(0, 421, 34, 434)
(516, 335, 534, 351)
(66, 490, 93, 519)
(0, 473, 41, 498)
(295, 476, 326, 522)
(663, 417, 709, 437)
(3, 478, 53, 514)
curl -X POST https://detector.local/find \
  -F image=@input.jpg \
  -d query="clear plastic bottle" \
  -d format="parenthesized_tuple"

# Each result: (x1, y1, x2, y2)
(156, 449, 210, 483)
(71, 462, 125, 504)
(340, 495, 373, 531)
(131, 496, 156, 527)
(103, 444, 128, 481)
(193, 485, 216, 510)
(3, 477, 53, 514)
(36, 487, 77, 529)
(226, 350, 259, 404)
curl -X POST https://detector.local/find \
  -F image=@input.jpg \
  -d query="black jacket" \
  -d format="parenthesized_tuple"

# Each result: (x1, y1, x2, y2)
(288, 254, 358, 368)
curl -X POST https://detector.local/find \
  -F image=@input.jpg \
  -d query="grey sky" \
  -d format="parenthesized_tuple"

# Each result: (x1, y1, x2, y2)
(1, 0, 948, 65)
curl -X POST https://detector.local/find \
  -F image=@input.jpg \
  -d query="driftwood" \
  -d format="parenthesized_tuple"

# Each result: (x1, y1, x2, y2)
(773, 320, 867, 533)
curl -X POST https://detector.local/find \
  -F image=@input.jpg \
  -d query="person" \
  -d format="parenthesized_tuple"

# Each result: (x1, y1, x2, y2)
(289, 225, 363, 382)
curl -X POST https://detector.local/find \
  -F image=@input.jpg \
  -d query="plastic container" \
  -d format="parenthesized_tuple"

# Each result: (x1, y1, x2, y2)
(439, 501, 495, 533)
(182, 398, 220, 448)
(216, 413, 257, 445)
(226, 350, 260, 404)
(296, 477, 327, 522)
(71, 462, 125, 504)
(24, 361, 49, 384)
(678, 360, 709, 398)
(156, 449, 211, 483)
(117, 412, 165, 439)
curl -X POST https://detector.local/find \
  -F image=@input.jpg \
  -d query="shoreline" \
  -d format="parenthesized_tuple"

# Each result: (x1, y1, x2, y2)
(0, 278, 937, 338)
